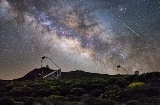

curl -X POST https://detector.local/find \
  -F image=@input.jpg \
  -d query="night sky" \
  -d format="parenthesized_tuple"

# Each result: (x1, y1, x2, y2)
(0, 0, 160, 80)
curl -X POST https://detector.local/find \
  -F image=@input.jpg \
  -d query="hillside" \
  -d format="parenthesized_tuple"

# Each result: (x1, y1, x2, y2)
(16, 68, 122, 81)
(0, 71, 160, 105)
(16, 67, 58, 81)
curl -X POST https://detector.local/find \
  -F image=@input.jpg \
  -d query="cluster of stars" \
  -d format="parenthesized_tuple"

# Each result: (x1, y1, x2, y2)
(0, 0, 160, 80)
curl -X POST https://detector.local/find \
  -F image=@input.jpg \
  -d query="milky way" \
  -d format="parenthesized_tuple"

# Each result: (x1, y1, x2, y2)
(0, 0, 160, 80)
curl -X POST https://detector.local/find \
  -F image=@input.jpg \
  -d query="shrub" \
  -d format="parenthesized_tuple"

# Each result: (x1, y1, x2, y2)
(62, 80, 74, 85)
(9, 86, 32, 97)
(125, 75, 138, 83)
(59, 86, 70, 96)
(107, 77, 119, 85)
(70, 82, 86, 89)
(70, 88, 85, 96)
(84, 97, 116, 105)
(49, 95, 69, 102)
(24, 100, 34, 105)
(104, 85, 121, 100)
(139, 97, 160, 104)
(86, 84, 105, 92)
(90, 89, 103, 97)
(125, 100, 141, 105)
(0, 98, 15, 105)
(50, 86, 60, 92)
(33, 88, 53, 97)
(128, 82, 145, 88)
(107, 77, 128, 88)
(14, 97, 34, 103)
(67, 95, 80, 101)
(105, 85, 121, 93)
(119, 86, 160, 102)
(89, 78, 107, 85)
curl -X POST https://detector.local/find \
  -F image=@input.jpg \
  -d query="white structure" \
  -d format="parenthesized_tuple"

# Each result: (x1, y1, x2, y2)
(37, 56, 62, 80)
(43, 69, 61, 80)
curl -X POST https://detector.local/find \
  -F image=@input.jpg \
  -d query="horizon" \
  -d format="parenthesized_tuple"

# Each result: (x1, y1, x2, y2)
(0, 66, 153, 80)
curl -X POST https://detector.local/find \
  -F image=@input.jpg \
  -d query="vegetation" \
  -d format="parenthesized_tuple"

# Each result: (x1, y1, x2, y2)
(128, 82, 145, 88)
(0, 71, 160, 105)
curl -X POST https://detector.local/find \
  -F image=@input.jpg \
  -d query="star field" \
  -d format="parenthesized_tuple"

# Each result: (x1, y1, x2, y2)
(0, 0, 160, 80)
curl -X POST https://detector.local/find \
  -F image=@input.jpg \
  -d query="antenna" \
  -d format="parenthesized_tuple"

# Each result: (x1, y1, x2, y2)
(41, 56, 60, 69)
(117, 65, 128, 75)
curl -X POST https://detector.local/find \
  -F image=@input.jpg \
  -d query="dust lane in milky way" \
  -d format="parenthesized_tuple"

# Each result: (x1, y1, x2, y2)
(0, 0, 160, 79)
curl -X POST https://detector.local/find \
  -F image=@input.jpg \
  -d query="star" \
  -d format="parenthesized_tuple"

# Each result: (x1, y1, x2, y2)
(0, 0, 160, 80)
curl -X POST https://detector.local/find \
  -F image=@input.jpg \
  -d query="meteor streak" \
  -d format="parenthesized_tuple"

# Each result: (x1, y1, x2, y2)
(112, 13, 144, 40)
(121, 21, 144, 40)
(117, 18, 143, 39)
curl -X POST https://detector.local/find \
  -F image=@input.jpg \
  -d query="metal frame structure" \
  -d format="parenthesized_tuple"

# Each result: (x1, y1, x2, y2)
(41, 56, 60, 69)
(117, 65, 128, 74)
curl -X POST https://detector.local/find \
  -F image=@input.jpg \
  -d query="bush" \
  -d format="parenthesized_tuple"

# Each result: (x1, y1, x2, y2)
(67, 95, 80, 101)
(125, 75, 138, 83)
(125, 100, 141, 105)
(105, 85, 121, 92)
(108, 77, 129, 88)
(128, 82, 145, 88)
(119, 86, 160, 102)
(0, 98, 15, 105)
(88, 78, 107, 85)
(139, 97, 160, 104)
(103, 85, 121, 100)
(49, 95, 69, 102)
(90, 89, 103, 97)
(59, 86, 70, 96)
(14, 97, 35, 103)
(9, 86, 32, 97)
(24, 100, 34, 105)
(70, 82, 86, 89)
(70, 88, 85, 96)
(50, 86, 60, 92)
(33, 89, 52, 97)
(87, 84, 105, 92)
(84, 97, 116, 105)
